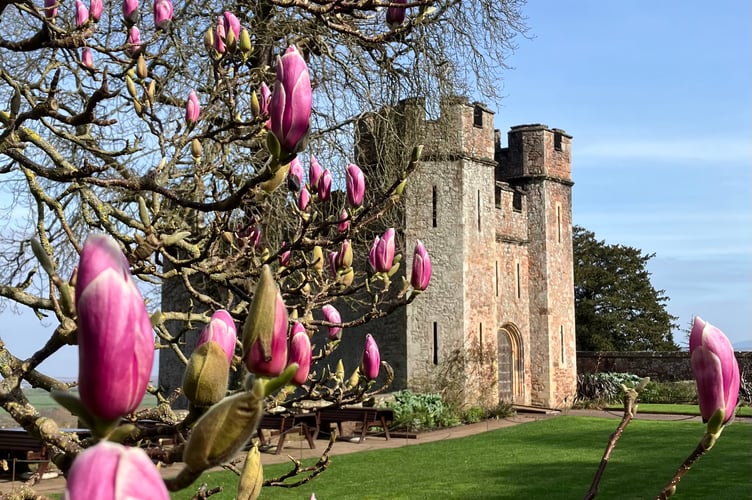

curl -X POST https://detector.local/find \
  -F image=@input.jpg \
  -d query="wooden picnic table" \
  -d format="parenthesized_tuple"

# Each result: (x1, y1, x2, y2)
(317, 407, 394, 443)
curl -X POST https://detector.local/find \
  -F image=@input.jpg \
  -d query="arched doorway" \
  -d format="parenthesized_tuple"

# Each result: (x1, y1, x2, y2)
(497, 324, 524, 403)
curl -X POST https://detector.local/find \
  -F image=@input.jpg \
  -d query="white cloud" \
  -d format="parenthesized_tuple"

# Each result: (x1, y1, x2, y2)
(576, 137, 752, 165)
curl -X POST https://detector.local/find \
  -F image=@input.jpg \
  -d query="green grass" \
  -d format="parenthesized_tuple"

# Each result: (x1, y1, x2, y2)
(604, 403, 752, 418)
(171, 417, 752, 499)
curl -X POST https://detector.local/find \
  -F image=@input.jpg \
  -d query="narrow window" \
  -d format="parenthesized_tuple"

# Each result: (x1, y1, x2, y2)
(432, 186, 437, 228)
(477, 190, 481, 232)
(495, 261, 499, 297)
(432, 322, 438, 365)
(556, 203, 562, 243)
(554, 131, 562, 151)
(494, 185, 502, 208)
(479, 323, 483, 350)
(473, 106, 483, 128)
(515, 260, 521, 299)
(560, 325, 565, 365)
(513, 191, 523, 212)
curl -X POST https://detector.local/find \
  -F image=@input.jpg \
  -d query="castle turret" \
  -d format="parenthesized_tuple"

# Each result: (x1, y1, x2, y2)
(497, 125, 576, 407)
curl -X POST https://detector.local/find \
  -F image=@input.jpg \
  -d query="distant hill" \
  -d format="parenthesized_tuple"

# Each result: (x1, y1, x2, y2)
(734, 340, 752, 351)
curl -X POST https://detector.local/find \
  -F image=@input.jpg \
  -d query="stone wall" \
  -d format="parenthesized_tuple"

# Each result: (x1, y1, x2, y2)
(577, 351, 752, 382)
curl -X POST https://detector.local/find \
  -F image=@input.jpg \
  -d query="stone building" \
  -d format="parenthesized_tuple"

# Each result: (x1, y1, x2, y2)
(350, 96, 577, 408)
(158, 96, 577, 410)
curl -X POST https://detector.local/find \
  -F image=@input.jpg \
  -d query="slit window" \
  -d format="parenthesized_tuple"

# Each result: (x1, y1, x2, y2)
(432, 186, 437, 228)
(513, 191, 523, 212)
(473, 106, 483, 128)
(554, 131, 562, 151)
(477, 190, 481, 232)
(479, 323, 483, 351)
(495, 261, 499, 297)
(515, 260, 521, 299)
(432, 322, 438, 365)
(560, 326, 565, 365)
(556, 203, 562, 243)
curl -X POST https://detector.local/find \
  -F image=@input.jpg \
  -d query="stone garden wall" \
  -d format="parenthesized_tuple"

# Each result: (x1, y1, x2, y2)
(577, 351, 752, 382)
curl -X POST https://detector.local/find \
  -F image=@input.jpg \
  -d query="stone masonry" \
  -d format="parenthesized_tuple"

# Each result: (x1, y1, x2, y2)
(345, 96, 578, 409)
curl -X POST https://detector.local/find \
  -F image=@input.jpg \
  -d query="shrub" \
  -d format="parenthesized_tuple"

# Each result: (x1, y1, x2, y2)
(639, 381, 697, 404)
(487, 401, 516, 419)
(386, 390, 461, 431)
(575, 372, 643, 406)
(462, 406, 487, 424)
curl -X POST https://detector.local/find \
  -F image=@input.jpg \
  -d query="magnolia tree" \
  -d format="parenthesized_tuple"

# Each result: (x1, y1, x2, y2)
(0, 0, 530, 497)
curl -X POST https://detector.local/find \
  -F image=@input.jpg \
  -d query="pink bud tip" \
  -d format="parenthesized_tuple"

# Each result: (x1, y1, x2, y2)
(197, 310, 237, 364)
(346, 163, 365, 207)
(322, 304, 342, 340)
(65, 441, 169, 499)
(361, 334, 381, 380)
(75, 234, 154, 422)
(411, 240, 432, 291)
(689, 316, 740, 424)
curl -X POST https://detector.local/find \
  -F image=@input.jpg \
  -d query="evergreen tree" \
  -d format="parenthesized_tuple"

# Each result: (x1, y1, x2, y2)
(573, 226, 679, 351)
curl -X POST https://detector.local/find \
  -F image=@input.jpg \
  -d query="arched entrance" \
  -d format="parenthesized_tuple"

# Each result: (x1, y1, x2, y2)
(497, 324, 524, 403)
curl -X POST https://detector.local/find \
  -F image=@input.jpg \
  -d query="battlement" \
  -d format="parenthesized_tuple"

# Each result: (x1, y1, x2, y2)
(496, 124, 572, 182)
(390, 96, 496, 163)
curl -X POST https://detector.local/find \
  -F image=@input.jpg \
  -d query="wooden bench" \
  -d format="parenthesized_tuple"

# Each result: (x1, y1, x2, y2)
(256, 413, 318, 455)
(0, 428, 51, 481)
(318, 408, 394, 443)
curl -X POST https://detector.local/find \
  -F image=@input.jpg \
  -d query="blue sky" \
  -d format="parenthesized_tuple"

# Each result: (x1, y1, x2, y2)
(494, 1, 750, 348)
(2, 1, 750, 378)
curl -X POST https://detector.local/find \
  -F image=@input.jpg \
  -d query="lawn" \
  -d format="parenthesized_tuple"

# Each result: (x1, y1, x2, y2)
(171, 417, 752, 499)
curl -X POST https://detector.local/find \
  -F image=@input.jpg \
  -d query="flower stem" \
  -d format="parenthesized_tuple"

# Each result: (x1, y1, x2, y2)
(655, 440, 708, 499)
(582, 386, 640, 500)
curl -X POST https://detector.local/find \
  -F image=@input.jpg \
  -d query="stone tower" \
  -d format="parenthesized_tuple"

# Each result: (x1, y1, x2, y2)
(349, 96, 577, 408)
(496, 125, 577, 408)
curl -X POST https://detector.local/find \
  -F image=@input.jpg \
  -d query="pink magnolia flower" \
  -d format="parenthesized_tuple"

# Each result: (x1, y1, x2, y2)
(690, 316, 740, 425)
(370, 228, 395, 273)
(361, 334, 380, 380)
(288, 322, 312, 385)
(75, 234, 154, 422)
(185, 90, 200, 125)
(338, 209, 350, 233)
(297, 186, 310, 211)
(411, 240, 432, 291)
(279, 242, 291, 267)
(122, 0, 138, 25)
(75, 0, 89, 26)
(309, 156, 322, 190)
(346, 163, 365, 207)
(126, 26, 142, 57)
(245, 290, 289, 377)
(287, 157, 304, 192)
(322, 304, 342, 340)
(44, 0, 58, 19)
(197, 310, 237, 364)
(213, 18, 226, 54)
(222, 11, 241, 39)
(259, 82, 271, 129)
(269, 46, 312, 155)
(317, 169, 332, 201)
(81, 48, 94, 68)
(89, 0, 103, 21)
(386, 0, 407, 27)
(64, 441, 169, 500)
(153, 0, 172, 30)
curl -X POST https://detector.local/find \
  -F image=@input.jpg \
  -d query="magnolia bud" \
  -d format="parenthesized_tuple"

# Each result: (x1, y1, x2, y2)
(182, 341, 230, 407)
(191, 138, 202, 159)
(182, 389, 263, 473)
(312, 246, 324, 272)
(136, 54, 148, 79)
(237, 443, 263, 500)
